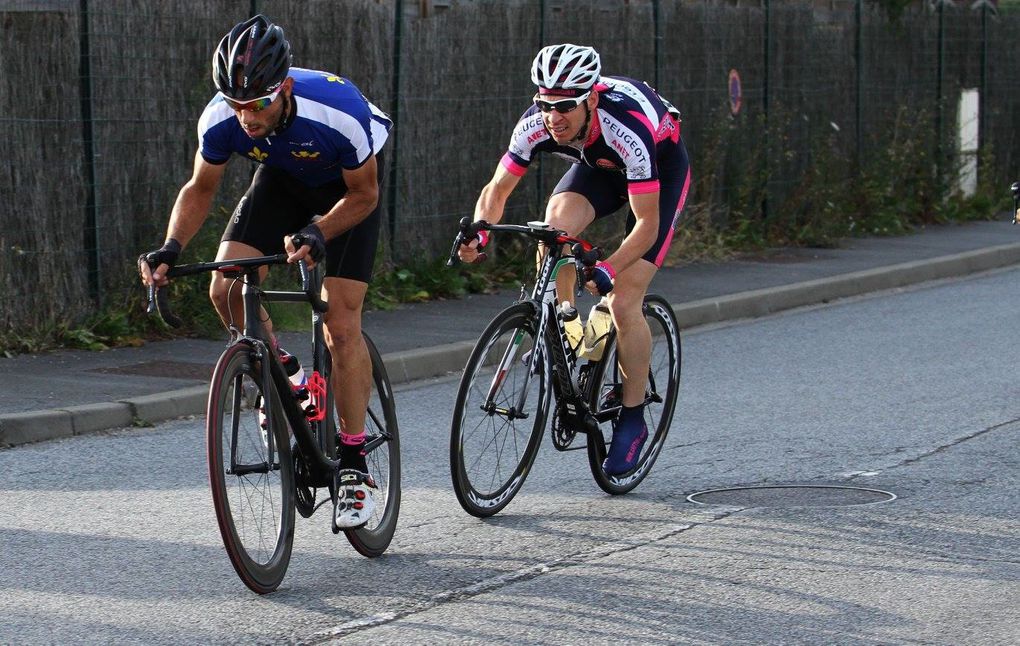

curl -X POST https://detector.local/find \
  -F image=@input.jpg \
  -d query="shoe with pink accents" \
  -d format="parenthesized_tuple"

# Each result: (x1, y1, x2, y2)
(602, 404, 648, 476)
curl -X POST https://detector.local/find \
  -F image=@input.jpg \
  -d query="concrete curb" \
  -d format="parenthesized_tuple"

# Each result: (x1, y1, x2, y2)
(673, 242, 1020, 329)
(3, 242, 1020, 448)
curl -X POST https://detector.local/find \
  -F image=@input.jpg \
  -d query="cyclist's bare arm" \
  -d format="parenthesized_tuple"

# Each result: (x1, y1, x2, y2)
(586, 191, 659, 292)
(458, 164, 524, 262)
(142, 152, 226, 287)
(286, 154, 380, 265)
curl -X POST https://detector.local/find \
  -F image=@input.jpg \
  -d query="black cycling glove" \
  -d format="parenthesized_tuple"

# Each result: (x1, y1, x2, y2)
(291, 224, 327, 263)
(139, 238, 182, 274)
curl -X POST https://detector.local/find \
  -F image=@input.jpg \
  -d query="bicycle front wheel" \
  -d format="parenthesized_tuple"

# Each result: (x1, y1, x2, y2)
(343, 333, 401, 557)
(451, 303, 550, 517)
(586, 294, 681, 495)
(207, 342, 296, 594)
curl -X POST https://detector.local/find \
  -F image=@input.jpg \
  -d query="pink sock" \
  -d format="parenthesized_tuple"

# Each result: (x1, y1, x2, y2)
(341, 431, 366, 446)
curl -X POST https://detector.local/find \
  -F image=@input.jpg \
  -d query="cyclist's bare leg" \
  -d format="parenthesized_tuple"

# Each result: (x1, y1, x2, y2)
(544, 192, 595, 302)
(322, 277, 371, 444)
(606, 259, 656, 407)
(210, 240, 274, 337)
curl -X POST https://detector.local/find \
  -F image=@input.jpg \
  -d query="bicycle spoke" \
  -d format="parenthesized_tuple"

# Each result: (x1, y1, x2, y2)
(586, 295, 681, 495)
(451, 305, 548, 516)
(207, 345, 295, 593)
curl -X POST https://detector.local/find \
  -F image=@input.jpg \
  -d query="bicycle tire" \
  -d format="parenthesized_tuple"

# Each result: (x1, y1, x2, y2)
(451, 302, 550, 517)
(586, 294, 681, 495)
(343, 332, 401, 557)
(207, 342, 296, 594)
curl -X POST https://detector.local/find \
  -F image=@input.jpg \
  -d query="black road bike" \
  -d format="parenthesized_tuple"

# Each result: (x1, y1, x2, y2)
(446, 218, 682, 517)
(146, 255, 400, 593)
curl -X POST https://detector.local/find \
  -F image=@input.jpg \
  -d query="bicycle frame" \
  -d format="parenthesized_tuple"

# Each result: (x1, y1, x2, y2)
(467, 222, 602, 436)
(162, 256, 342, 487)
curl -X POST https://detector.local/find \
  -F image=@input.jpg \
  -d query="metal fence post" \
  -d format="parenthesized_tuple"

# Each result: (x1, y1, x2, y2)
(979, 0, 987, 153)
(536, 0, 545, 220)
(653, 0, 661, 89)
(387, 0, 404, 256)
(936, 0, 945, 183)
(855, 0, 863, 165)
(761, 0, 770, 224)
(79, 0, 100, 305)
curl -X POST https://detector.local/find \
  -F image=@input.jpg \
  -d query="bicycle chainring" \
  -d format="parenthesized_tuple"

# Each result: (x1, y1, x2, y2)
(551, 408, 578, 451)
(293, 443, 316, 518)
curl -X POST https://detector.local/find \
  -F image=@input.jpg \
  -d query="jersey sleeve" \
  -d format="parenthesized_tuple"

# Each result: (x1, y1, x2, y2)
(612, 111, 660, 194)
(196, 99, 234, 165)
(502, 107, 548, 177)
(327, 98, 376, 170)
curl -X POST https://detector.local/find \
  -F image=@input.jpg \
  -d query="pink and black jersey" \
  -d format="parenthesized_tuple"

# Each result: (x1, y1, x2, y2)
(501, 76, 683, 196)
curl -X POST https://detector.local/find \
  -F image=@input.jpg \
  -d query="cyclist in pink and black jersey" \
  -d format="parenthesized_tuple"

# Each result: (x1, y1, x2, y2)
(458, 43, 691, 476)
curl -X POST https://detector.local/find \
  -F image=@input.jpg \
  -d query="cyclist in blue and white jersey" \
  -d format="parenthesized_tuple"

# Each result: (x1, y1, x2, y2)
(458, 43, 691, 476)
(139, 15, 389, 527)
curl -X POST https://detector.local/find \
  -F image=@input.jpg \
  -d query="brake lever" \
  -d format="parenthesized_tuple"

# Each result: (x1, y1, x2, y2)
(570, 243, 603, 295)
(447, 216, 488, 266)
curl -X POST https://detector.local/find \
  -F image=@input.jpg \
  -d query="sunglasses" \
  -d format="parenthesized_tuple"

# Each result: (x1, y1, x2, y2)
(534, 91, 590, 114)
(222, 89, 280, 113)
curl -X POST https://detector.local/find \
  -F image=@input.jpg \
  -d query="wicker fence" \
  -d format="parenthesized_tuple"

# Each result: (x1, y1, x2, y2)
(1, 0, 1018, 331)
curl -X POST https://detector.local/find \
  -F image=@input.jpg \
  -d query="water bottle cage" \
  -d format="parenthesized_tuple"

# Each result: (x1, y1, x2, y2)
(305, 371, 327, 422)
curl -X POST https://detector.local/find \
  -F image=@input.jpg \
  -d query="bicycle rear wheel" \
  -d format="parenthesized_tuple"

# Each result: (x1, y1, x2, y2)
(451, 303, 550, 517)
(343, 333, 401, 557)
(586, 294, 681, 495)
(207, 342, 295, 594)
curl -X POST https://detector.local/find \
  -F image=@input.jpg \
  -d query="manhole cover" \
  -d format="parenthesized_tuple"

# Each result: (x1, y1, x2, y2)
(687, 485, 896, 508)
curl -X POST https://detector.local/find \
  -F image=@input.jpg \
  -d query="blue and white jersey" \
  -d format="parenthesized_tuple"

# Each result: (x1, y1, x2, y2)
(197, 67, 391, 187)
(501, 76, 683, 196)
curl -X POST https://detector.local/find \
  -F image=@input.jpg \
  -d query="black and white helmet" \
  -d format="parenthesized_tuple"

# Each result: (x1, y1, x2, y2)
(212, 14, 291, 100)
(531, 44, 601, 94)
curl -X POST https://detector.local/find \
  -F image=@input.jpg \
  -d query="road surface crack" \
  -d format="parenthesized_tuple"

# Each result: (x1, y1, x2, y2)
(306, 508, 737, 643)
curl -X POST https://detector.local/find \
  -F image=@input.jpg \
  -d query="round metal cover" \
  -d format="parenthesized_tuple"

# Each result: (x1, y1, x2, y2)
(687, 484, 896, 508)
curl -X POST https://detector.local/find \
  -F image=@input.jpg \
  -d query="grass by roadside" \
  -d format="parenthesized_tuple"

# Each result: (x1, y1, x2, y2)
(2, 198, 1004, 358)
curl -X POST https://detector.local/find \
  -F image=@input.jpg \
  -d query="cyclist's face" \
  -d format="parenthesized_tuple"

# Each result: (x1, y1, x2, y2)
(233, 78, 292, 139)
(538, 91, 596, 143)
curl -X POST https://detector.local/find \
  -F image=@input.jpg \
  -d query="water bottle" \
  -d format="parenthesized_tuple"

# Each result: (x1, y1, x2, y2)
(558, 300, 584, 356)
(280, 349, 310, 406)
(582, 300, 612, 361)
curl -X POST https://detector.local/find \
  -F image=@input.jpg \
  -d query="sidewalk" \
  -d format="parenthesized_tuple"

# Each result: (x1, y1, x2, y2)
(2, 220, 1019, 447)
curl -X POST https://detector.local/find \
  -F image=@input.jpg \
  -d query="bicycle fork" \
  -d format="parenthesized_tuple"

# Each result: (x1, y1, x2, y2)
(482, 326, 539, 422)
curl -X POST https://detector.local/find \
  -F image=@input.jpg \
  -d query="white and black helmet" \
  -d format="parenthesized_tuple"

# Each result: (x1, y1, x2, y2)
(531, 44, 601, 94)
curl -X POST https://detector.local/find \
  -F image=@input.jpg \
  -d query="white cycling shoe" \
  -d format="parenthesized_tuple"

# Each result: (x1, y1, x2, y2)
(334, 469, 377, 529)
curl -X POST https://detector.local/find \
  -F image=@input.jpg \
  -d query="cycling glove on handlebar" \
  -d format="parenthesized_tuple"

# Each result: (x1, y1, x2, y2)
(459, 228, 488, 249)
(139, 238, 182, 273)
(292, 224, 327, 262)
(586, 260, 615, 296)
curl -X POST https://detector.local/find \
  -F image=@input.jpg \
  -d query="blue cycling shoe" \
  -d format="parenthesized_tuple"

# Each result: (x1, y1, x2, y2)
(602, 404, 648, 475)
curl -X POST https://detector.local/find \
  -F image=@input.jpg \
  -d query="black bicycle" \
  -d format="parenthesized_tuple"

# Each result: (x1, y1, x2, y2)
(146, 255, 400, 593)
(446, 218, 681, 517)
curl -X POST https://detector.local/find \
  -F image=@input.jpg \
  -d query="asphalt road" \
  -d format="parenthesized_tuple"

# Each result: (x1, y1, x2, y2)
(1, 269, 1018, 645)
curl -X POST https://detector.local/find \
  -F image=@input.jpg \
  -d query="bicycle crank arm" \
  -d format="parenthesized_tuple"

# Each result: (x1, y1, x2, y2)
(363, 432, 392, 454)
(227, 461, 280, 476)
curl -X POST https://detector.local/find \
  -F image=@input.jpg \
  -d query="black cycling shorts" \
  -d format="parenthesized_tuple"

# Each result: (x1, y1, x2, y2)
(550, 141, 691, 267)
(221, 155, 383, 283)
